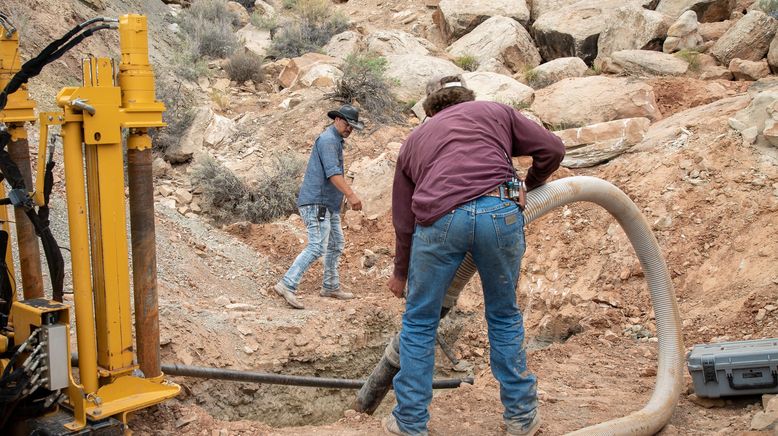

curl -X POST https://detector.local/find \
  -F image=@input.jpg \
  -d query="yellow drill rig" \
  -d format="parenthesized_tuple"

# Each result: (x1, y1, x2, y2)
(0, 14, 180, 434)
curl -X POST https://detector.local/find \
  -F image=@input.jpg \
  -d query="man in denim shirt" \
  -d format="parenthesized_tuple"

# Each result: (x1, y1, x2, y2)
(274, 105, 363, 309)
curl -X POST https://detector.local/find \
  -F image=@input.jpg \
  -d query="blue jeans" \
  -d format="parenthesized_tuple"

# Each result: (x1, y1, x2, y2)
(281, 205, 345, 292)
(392, 196, 537, 434)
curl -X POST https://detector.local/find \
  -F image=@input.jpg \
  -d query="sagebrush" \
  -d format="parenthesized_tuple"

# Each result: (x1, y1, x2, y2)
(225, 51, 264, 83)
(328, 52, 404, 125)
(759, 0, 778, 18)
(151, 77, 195, 154)
(454, 55, 479, 72)
(269, 0, 349, 58)
(179, 0, 241, 59)
(675, 49, 701, 72)
(191, 154, 305, 224)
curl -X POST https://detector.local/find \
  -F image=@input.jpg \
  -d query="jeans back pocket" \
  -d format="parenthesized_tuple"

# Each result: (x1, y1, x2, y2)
(492, 208, 525, 250)
(414, 212, 455, 245)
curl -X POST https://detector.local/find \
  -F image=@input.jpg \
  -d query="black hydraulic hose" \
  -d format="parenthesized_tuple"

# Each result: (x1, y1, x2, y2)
(69, 355, 472, 390)
(162, 364, 472, 390)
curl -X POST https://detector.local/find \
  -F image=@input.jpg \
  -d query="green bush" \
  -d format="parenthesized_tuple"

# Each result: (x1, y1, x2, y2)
(191, 153, 305, 224)
(674, 49, 701, 72)
(758, 0, 778, 18)
(269, 0, 349, 58)
(225, 51, 264, 83)
(454, 55, 479, 72)
(152, 78, 195, 154)
(179, 0, 241, 59)
(251, 11, 278, 31)
(328, 52, 404, 125)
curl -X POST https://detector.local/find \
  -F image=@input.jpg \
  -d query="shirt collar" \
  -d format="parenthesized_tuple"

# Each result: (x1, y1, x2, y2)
(328, 124, 344, 141)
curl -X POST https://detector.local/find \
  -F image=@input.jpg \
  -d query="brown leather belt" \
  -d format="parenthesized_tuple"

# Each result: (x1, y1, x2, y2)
(482, 185, 505, 198)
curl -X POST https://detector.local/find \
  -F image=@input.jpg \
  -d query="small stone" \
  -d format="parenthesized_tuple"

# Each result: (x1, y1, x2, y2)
(344, 409, 358, 418)
(688, 394, 726, 408)
(214, 296, 231, 306)
(158, 185, 175, 197)
(756, 309, 767, 321)
(765, 305, 777, 312)
(640, 367, 657, 377)
(174, 415, 197, 428)
(750, 410, 778, 430)
(226, 303, 255, 311)
(294, 336, 309, 347)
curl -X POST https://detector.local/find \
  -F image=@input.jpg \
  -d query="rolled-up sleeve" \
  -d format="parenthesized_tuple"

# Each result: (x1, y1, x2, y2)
(318, 140, 343, 179)
(510, 109, 565, 190)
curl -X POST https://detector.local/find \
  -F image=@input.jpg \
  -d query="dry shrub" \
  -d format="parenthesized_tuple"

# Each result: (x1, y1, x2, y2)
(152, 77, 195, 154)
(269, 0, 349, 58)
(179, 0, 241, 58)
(328, 52, 404, 125)
(225, 50, 264, 83)
(191, 153, 304, 224)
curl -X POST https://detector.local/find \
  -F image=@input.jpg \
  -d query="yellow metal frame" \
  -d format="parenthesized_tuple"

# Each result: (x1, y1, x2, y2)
(4, 14, 179, 431)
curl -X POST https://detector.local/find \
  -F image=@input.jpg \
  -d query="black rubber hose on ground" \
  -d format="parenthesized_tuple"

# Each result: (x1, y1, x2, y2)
(69, 354, 472, 390)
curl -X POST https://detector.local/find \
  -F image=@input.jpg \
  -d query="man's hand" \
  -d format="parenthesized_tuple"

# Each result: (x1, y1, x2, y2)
(387, 275, 406, 298)
(347, 192, 363, 211)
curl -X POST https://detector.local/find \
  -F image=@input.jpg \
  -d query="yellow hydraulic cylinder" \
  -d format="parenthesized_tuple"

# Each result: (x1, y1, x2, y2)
(79, 57, 134, 375)
(0, 24, 43, 299)
(61, 114, 99, 395)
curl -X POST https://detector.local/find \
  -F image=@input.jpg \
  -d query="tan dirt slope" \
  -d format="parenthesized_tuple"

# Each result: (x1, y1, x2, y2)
(1, 1, 776, 435)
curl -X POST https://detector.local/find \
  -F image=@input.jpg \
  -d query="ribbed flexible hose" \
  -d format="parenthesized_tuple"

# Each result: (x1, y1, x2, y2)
(449, 176, 684, 435)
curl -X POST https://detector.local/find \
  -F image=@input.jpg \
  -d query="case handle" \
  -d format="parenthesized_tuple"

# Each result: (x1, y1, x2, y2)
(727, 370, 778, 390)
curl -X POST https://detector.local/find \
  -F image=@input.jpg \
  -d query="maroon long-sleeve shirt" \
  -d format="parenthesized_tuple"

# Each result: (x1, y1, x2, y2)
(391, 100, 566, 279)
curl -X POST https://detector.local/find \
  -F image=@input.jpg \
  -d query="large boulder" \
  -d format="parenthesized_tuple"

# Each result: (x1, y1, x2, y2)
(462, 71, 534, 106)
(204, 113, 235, 148)
(597, 5, 670, 61)
(433, 0, 530, 42)
(769, 34, 778, 73)
(349, 152, 396, 220)
(729, 58, 771, 81)
(533, 0, 636, 65)
(297, 63, 343, 88)
(323, 31, 362, 61)
(531, 76, 663, 126)
(729, 90, 778, 147)
(226, 1, 250, 27)
(663, 10, 705, 53)
(609, 50, 691, 76)
(556, 117, 652, 168)
(447, 16, 542, 73)
(278, 53, 339, 89)
(236, 24, 272, 58)
(525, 57, 589, 89)
(655, 0, 736, 22)
(385, 55, 464, 101)
(530, 0, 581, 21)
(366, 30, 434, 56)
(167, 107, 213, 163)
(709, 10, 778, 66)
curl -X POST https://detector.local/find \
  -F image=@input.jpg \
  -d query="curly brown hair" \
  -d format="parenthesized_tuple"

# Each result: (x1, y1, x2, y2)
(422, 75, 476, 117)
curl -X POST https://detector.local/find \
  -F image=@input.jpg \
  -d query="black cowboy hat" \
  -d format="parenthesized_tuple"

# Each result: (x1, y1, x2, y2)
(327, 104, 364, 131)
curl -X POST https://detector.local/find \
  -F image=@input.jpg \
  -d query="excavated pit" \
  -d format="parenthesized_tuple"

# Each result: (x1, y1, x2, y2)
(169, 312, 477, 428)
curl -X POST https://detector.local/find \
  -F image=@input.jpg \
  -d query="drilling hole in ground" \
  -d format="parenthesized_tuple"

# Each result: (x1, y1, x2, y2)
(165, 313, 479, 428)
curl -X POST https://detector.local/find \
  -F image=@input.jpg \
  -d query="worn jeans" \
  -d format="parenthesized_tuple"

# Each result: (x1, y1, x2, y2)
(281, 205, 345, 292)
(392, 196, 537, 434)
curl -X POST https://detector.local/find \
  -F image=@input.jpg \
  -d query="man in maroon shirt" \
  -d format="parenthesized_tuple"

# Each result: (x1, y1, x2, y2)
(384, 76, 565, 436)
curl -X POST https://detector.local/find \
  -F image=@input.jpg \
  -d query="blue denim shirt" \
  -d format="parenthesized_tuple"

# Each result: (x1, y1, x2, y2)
(297, 125, 344, 212)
